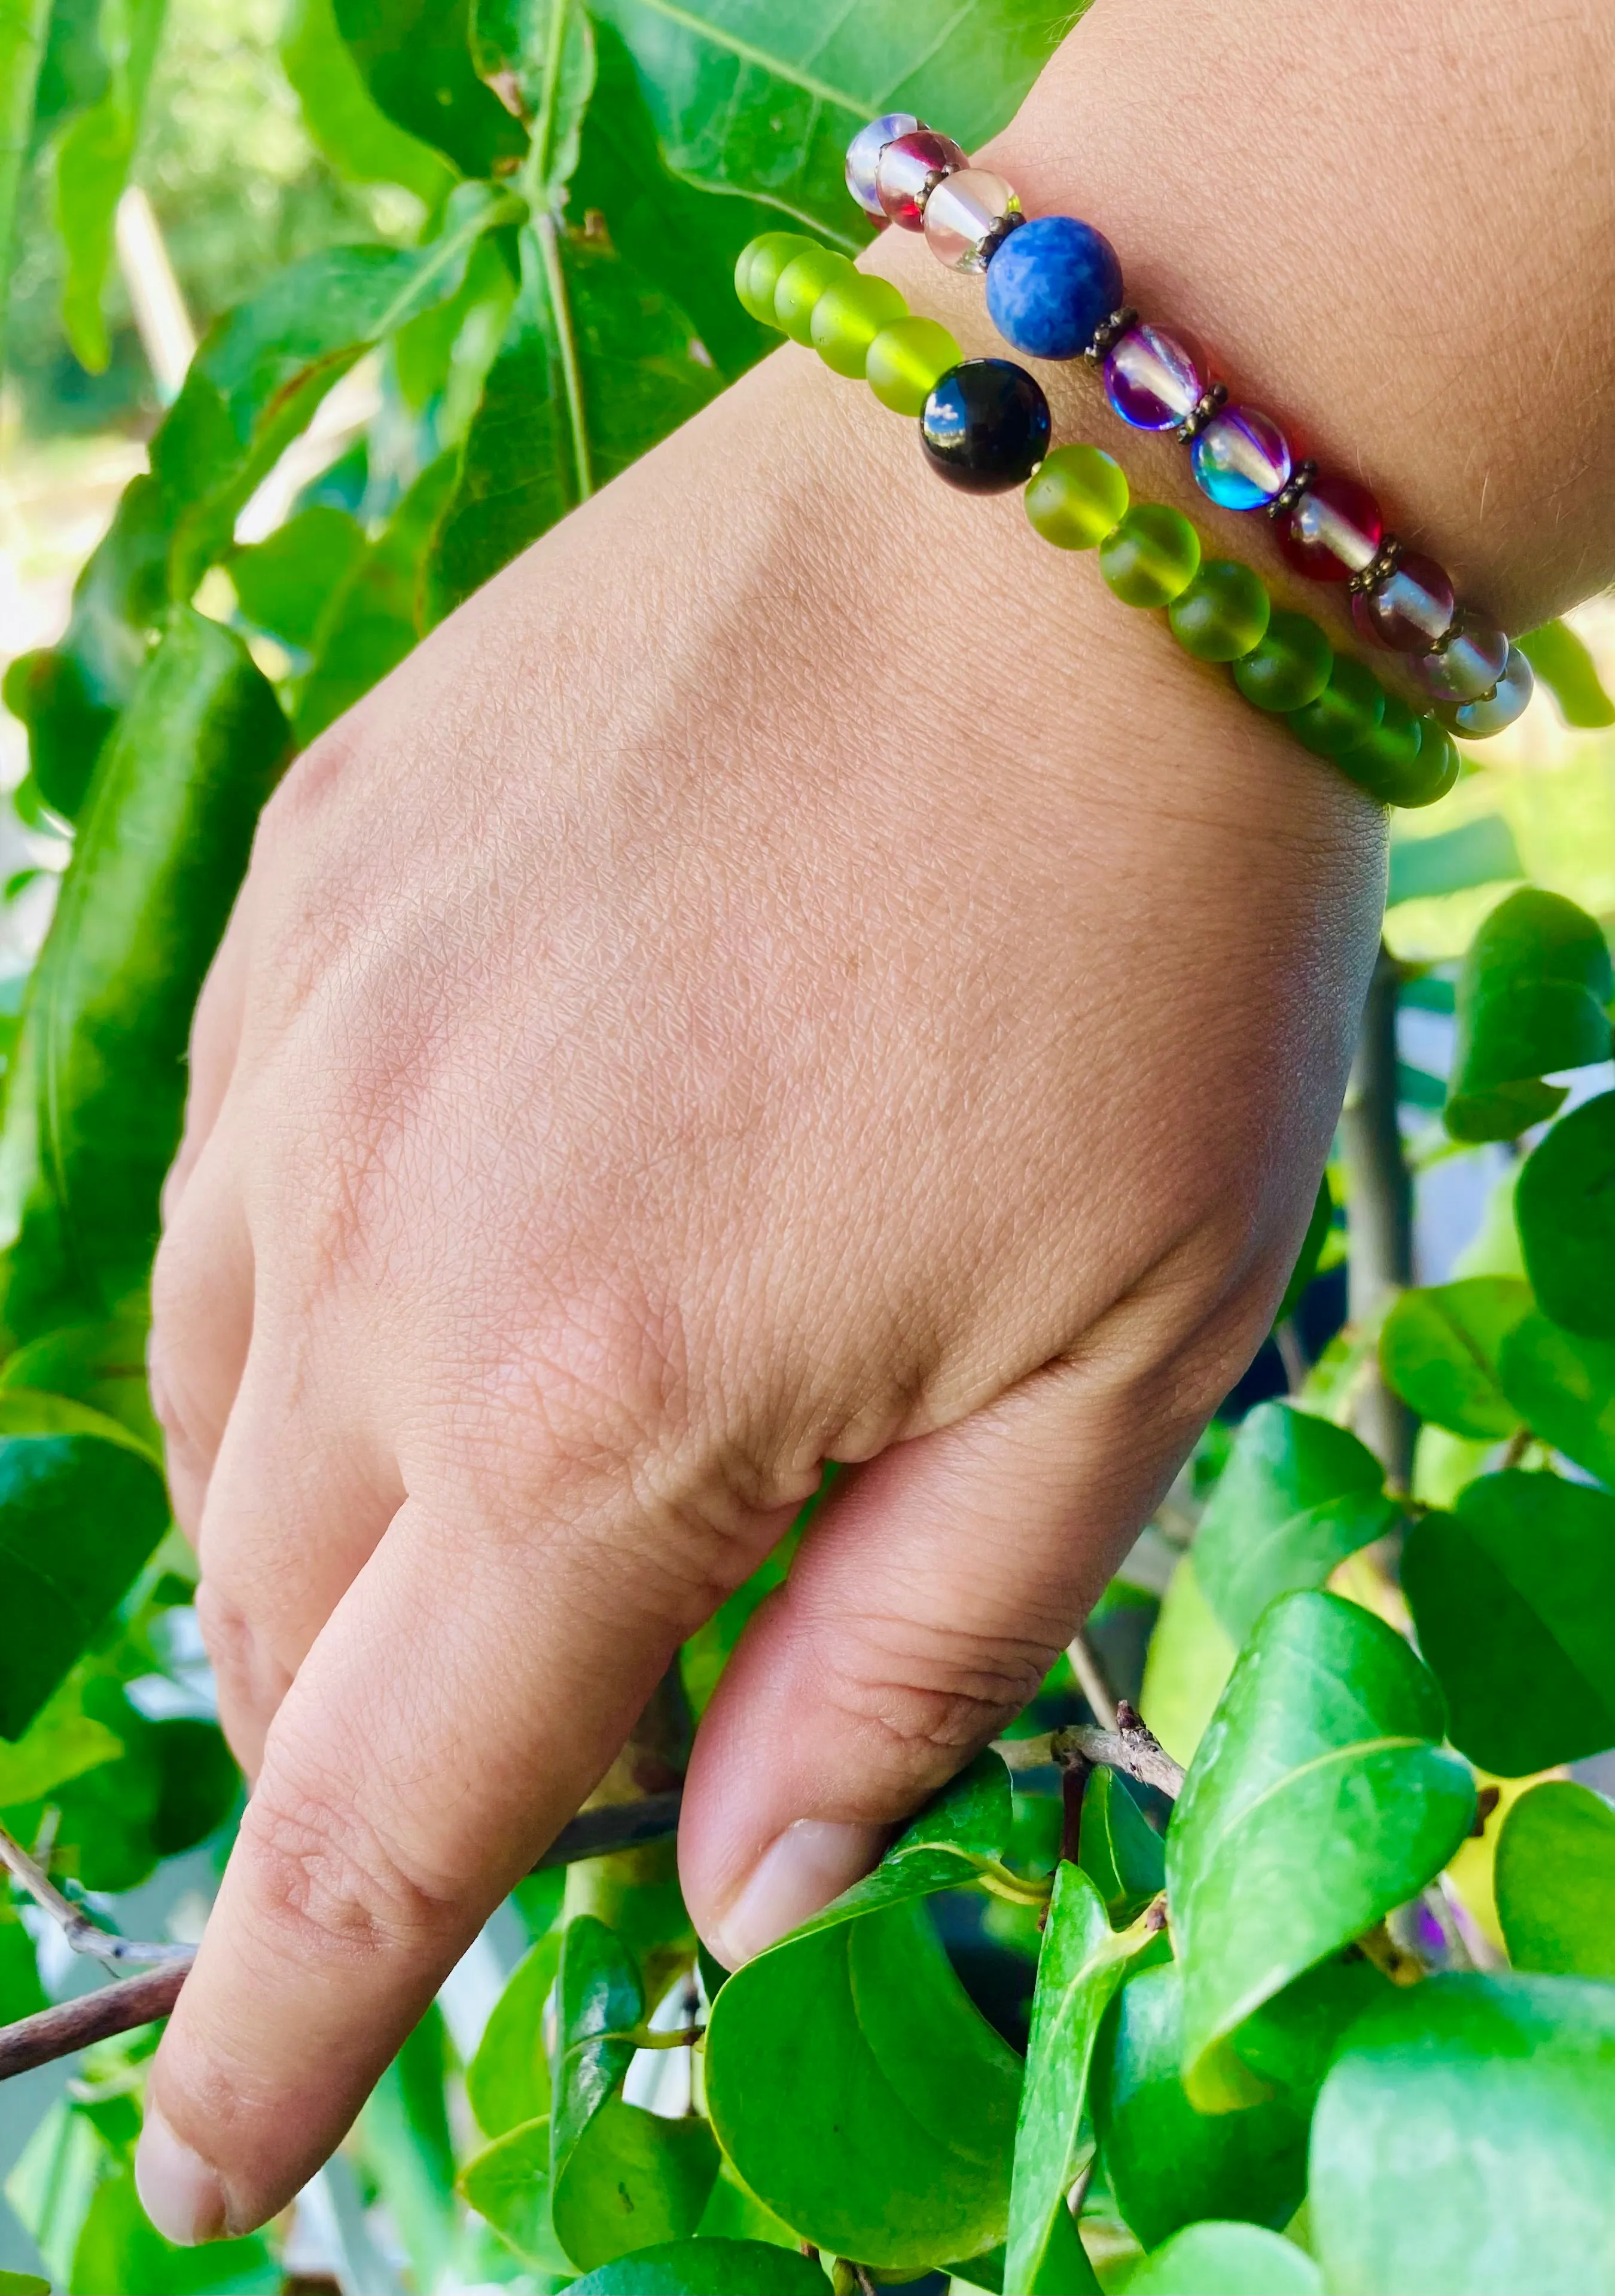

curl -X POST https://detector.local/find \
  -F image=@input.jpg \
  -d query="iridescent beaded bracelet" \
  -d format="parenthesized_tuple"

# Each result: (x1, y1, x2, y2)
(734, 231, 1456, 808)
(842, 113, 1531, 745)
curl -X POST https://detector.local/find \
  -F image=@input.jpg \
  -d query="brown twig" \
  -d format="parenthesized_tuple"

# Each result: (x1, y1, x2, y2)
(997, 1711, 1185, 1801)
(1066, 1629, 1119, 1732)
(0, 1819, 189, 1971)
(0, 1959, 193, 2079)
(1499, 1425, 1535, 1471)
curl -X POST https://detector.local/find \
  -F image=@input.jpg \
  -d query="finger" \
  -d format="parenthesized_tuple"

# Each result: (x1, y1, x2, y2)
(135, 1481, 685, 2244)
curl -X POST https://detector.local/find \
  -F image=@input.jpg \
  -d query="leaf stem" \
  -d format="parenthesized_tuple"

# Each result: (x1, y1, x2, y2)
(0, 1818, 187, 1971)
(533, 212, 594, 507)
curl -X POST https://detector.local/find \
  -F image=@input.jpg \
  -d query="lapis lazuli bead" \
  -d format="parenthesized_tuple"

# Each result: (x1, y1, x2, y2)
(1190, 403, 1293, 511)
(983, 215, 1123, 361)
(845, 114, 922, 217)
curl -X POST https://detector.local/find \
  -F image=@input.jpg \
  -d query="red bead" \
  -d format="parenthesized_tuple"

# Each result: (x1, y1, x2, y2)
(1351, 551, 1456, 651)
(875, 130, 968, 229)
(1276, 473, 1384, 583)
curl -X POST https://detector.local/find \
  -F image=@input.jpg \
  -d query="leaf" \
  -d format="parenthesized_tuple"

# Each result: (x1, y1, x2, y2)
(281, 0, 459, 207)
(764, 1749, 1019, 1940)
(567, 2240, 828, 2294)
(0, 1909, 46, 2024)
(1387, 815, 1524, 907)
(1216, 1955, 1391, 2108)
(1498, 1312, 1615, 1485)
(294, 452, 460, 745)
(460, 2114, 572, 2270)
(1445, 891, 1613, 1144)
(0, 608, 290, 1347)
(1274, 1173, 1331, 1327)
(5, 2100, 110, 2288)
(1311, 1973, 1615, 2296)
(1, 1315, 164, 1448)
(1519, 618, 1615, 730)
(148, 1715, 239, 1855)
(0, 0, 53, 367)
(0, 1670, 122, 1801)
(551, 1913, 644, 2173)
(331, 0, 527, 177)
(1126, 2222, 1321, 2296)
(589, 0, 1078, 241)
(50, 0, 168, 372)
(1077, 1764, 1165, 1925)
(0, 2271, 50, 2294)
(358, 2007, 460, 2296)
(230, 505, 368, 653)
(1379, 1277, 1534, 1439)
(1137, 1554, 1235, 1769)
(552, 2099, 719, 2273)
(1190, 1401, 1400, 1646)
(1495, 1780, 1615, 1978)
(472, 0, 595, 184)
(1166, 1591, 1474, 2109)
(1517, 1090, 1615, 1341)
(1402, 1471, 1615, 1774)
(1092, 1962, 1308, 2254)
(468, 1931, 563, 2137)
(69, 2163, 279, 2294)
(703, 1895, 1023, 2273)
(1005, 1865, 1160, 2295)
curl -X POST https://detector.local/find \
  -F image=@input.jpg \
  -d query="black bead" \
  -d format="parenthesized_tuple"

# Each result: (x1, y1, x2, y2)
(919, 358, 1052, 493)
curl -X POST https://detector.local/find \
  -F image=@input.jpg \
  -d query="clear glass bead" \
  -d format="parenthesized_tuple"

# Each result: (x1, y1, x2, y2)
(1413, 609, 1509, 703)
(1104, 323, 1205, 431)
(1351, 551, 1455, 651)
(1437, 645, 1534, 736)
(845, 115, 922, 218)
(876, 130, 968, 230)
(922, 169, 1021, 271)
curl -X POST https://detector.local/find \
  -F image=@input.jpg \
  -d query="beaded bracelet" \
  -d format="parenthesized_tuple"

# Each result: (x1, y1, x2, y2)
(842, 113, 1530, 745)
(734, 231, 1457, 808)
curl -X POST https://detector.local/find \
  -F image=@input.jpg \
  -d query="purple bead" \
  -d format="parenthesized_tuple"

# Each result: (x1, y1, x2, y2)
(876, 129, 968, 229)
(1104, 322, 1205, 431)
(1351, 551, 1456, 652)
(1437, 644, 1534, 737)
(845, 114, 922, 217)
(1191, 404, 1292, 510)
(1413, 608, 1510, 703)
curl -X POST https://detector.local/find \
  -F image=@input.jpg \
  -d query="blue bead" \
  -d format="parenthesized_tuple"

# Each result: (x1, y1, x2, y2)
(983, 215, 1123, 361)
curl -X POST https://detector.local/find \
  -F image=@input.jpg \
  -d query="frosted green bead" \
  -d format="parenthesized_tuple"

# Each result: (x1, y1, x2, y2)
(775, 247, 857, 344)
(1025, 444, 1129, 550)
(1099, 504, 1201, 608)
(810, 273, 909, 377)
(1168, 559, 1270, 663)
(1232, 612, 1331, 712)
(1348, 711, 1459, 808)
(1287, 654, 1386, 757)
(735, 233, 819, 328)
(866, 316, 961, 414)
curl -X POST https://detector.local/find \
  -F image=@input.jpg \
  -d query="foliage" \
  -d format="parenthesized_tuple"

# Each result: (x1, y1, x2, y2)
(2, 2, 1615, 2293)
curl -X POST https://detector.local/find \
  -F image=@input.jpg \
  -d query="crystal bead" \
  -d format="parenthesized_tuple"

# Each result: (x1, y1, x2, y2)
(735, 233, 820, 327)
(1413, 609, 1509, 703)
(1168, 559, 1271, 662)
(810, 273, 909, 377)
(922, 168, 1022, 272)
(1276, 474, 1384, 583)
(1099, 504, 1201, 608)
(1104, 323, 1205, 432)
(846, 114, 923, 217)
(984, 215, 1125, 361)
(1437, 645, 1534, 737)
(1351, 552, 1456, 651)
(876, 130, 968, 230)
(1024, 443, 1129, 549)
(1232, 612, 1331, 712)
(1191, 404, 1292, 511)
(1287, 655, 1386, 757)
(773, 247, 857, 344)
(921, 359, 1052, 493)
(866, 317, 962, 415)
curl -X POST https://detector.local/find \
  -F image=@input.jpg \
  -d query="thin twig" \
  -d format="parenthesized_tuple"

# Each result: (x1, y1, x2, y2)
(1066, 1629, 1119, 1732)
(0, 1957, 194, 2079)
(1499, 1424, 1535, 1471)
(1274, 1318, 1309, 1395)
(0, 1820, 188, 1970)
(998, 1710, 1186, 1801)
(533, 1788, 683, 1868)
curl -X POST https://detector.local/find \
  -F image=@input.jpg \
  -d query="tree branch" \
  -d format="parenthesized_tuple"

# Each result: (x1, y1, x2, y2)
(0, 1820, 190, 1971)
(1065, 1628, 1119, 1732)
(997, 1702, 1186, 1801)
(0, 1960, 192, 2081)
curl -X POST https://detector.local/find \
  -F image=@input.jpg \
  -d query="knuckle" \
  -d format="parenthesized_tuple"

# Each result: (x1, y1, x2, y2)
(824, 1611, 1054, 1782)
(236, 1751, 453, 1969)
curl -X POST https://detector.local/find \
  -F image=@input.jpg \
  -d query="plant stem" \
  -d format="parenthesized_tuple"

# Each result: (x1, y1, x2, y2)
(0, 1959, 192, 2080)
(0, 1820, 187, 1970)
(1066, 1628, 1119, 1731)
(1341, 941, 1416, 1486)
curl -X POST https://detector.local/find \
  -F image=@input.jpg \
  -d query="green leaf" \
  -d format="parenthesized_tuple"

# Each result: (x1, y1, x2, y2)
(0, 2270, 50, 2294)
(1519, 618, 1615, 729)
(281, 0, 459, 206)
(1498, 1312, 1615, 1485)
(0, 1909, 47, 2024)
(589, 0, 1078, 241)
(1495, 1779, 1615, 1979)
(1517, 1090, 1615, 1341)
(552, 1913, 644, 2173)
(472, 0, 595, 185)
(0, 1670, 122, 1801)
(230, 505, 368, 654)
(1402, 1471, 1615, 1774)
(358, 2006, 460, 2296)
(1092, 1962, 1307, 2254)
(1005, 1865, 1160, 2296)
(552, 2098, 720, 2273)
(1077, 1764, 1165, 1925)
(568, 2240, 828, 2295)
(468, 1931, 563, 2138)
(50, 0, 168, 373)
(0, 0, 53, 367)
(1190, 1402, 1400, 1646)
(5, 2100, 109, 2288)
(1274, 1173, 1332, 1328)
(704, 1895, 1022, 2273)
(0, 608, 289, 1347)
(1, 1316, 164, 1449)
(69, 2163, 279, 2294)
(1387, 815, 1524, 907)
(1215, 1955, 1390, 2108)
(1166, 1591, 1474, 2109)
(1311, 1973, 1615, 2296)
(1126, 2222, 1321, 2296)
(148, 1715, 239, 1855)
(460, 2114, 572, 2270)
(1445, 891, 1613, 1144)
(1379, 1277, 1534, 1439)
(1137, 1554, 1235, 1769)
(331, 0, 527, 177)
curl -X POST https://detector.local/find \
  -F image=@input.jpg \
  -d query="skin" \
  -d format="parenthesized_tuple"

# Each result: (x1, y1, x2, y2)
(138, 0, 1615, 2243)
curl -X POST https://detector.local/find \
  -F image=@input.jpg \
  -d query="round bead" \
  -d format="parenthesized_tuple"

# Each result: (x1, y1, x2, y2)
(920, 359, 1052, 493)
(1025, 443, 1129, 550)
(875, 129, 968, 229)
(1401, 719, 1461, 807)
(1413, 608, 1510, 703)
(1276, 473, 1384, 582)
(984, 214, 1124, 361)
(735, 232, 819, 327)
(1168, 559, 1271, 662)
(1351, 551, 1456, 652)
(922, 168, 1022, 272)
(773, 246, 857, 344)
(1099, 504, 1201, 608)
(1436, 644, 1535, 738)
(1287, 654, 1387, 757)
(809, 273, 909, 377)
(846, 114, 922, 217)
(1335, 693, 1424, 804)
(1231, 611, 1332, 712)
(1191, 404, 1293, 511)
(1104, 322, 1206, 431)
(866, 316, 962, 414)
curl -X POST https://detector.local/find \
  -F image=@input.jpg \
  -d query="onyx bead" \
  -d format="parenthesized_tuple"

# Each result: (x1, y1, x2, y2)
(1276, 474, 1384, 583)
(1287, 654, 1387, 757)
(1437, 644, 1534, 737)
(984, 215, 1124, 360)
(921, 359, 1052, 492)
(1099, 504, 1201, 608)
(1025, 443, 1129, 548)
(1232, 611, 1332, 712)
(1168, 559, 1271, 662)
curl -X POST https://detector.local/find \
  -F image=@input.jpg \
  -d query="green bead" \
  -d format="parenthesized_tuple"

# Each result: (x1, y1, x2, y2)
(1388, 715, 1461, 808)
(775, 247, 857, 344)
(1025, 444, 1129, 550)
(1287, 655, 1387, 757)
(1232, 611, 1332, 713)
(735, 233, 818, 328)
(1167, 559, 1271, 663)
(1099, 504, 1201, 608)
(1335, 692, 1422, 802)
(865, 316, 962, 414)
(810, 273, 909, 378)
